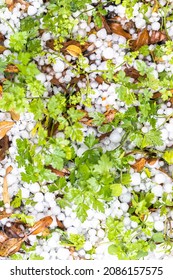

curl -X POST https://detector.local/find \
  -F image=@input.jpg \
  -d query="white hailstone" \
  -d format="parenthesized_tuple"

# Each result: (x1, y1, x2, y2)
(28, 235, 37, 243)
(47, 238, 58, 249)
(109, 130, 122, 143)
(102, 47, 114, 59)
(164, 184, 173, 193)
(53, 59, 65, 73)
(154, 221, 164, 232)
(29, 183, 40, 193)
(78, 249, 85, 257)
(27, 5, 37, 16)
(155, 173, 166, 184)
(57, 248, 70, 260)
(6, 174, 17, 186)
(33, 192, 44, 202)
(151, 22, 160, 31)
(36, 73, 46, 84)
(141, 126, 148, 133)
(20, 188, 30, 199)
(131, 221, 138, 228)
(83, 241, 92, 251)
(157, 64, 165, 72)
(161, 128, 168, 140)
(151, 185, 163, 197)
(88, 34, 96, 43)
(130, 173, 141, 186)
(34, 202, 44, 212)
(67, 226, 78, 235)
(63, 217, 74, 228)
(135, 18, 146, 29)
(44, 192, 55, 203)
(97, 229, 105, 238)
(119, 193, 131, 203)
(120, 202, 129, 212)
(88, 229, 96, 237)
(123, 217, 131, 226)
(51, 206, 61, 215)
(97, 28, 107, 40)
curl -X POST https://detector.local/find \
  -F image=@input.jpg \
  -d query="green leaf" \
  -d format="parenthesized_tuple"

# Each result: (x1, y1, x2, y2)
(11, 213, 35, 226)
(152, 233, 164, 243)
(0, 58, 7, 73)
(10, 31, 28, 51)
(11, 189, 22, 208)
(84, 133, 99, 148)
(29, 254, 44, 260)
(10, 254, 23, 260)
(67, 107, 85, 122)
(163, 150, 173, 165)
(110, 184, 123, 196)
(121, 173, 131, 185)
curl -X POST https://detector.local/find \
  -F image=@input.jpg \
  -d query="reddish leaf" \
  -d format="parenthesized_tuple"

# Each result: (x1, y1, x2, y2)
(0, 236, 25, 257)
(56, 218, 66, 230)
(47, 166, 70, 177)
(131, 158, 146, 172)
(147, 158, 158, 166)
(0, 121, 14, 140)
(109, 22, 132, 40)
(131, 28, 149, 50)
(0, 135, 10, 161)
(149, 30, 167, 44)
(29, 216, 53, 235)
(124, 67, 140, 80)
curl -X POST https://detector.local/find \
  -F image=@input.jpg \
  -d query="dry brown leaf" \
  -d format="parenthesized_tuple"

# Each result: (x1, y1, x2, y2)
(29, 216, 53, 235)
(109, 22, 132, 40)
(131, 28, 149, 50)
(149, 30, 167, 44)
(5, 0, 29, 11)
(0, 46, 6, 54)
(3, 165, 13, 205)
(9, 110, 20, 121)
(4, 64, 19, 73)
(101, 16, 112, 34)
(47, 166, 70, 177)
(4, 222, 25, 238)
(147, 158, 158, 166)
(0, 210, 11, 220)
(152, 0, 159, 12)
(131, 158, 146, 172)
(95, 76, 104, 84)
(0, 237, 25, 257)
(66, 45, 82, 57)
(56, 218, 66, 230)
(0, 231, 8, 243)
(104, 109, 117, 123)
(0, 121, 14, 140)
(0, 33, 4, 42)
(124, 67, 140, 80)
(0, 135, 10, 161)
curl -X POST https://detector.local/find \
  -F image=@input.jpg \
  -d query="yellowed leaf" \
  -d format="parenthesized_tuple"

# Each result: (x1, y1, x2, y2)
(5, 64, 19, 73)
(0, 121, 14, 140)
(29, 216, 53, 235)
(0, 237, 25, 257)
(0, 46, 6, 54)
(9, 111, 20, 121)
(66, 45, 82, 57)
(3, 165, 13, 205)
(131, 158, 146, 172)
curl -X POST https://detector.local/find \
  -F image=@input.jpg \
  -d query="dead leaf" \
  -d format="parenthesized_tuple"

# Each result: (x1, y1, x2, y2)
(147, 158, 158, 166)
(152, 0, 159, 13)
(0, 33, 4, 42)
(56, 218, 66, 230)
(124, 67, 140, 80)
(0, 135, 10, 161)
(4, 222, 25, 238)
(66, 45, 82, 57)
(0, 237, 25, 257)
(130, 28, 149, 50)
(131, 158, 146, 172)
(46, 39, 55, 50)
(29, 216, 53, 235)
(101, 16, 112, 34)
(47, 166, 70, 177)
(109, 22, 132, 40)
(95, 76, 104, 84)
(0, 45, 6, 54)
(149, 30, 167, 44)
(3, 165, 13, 205)
(4, 64, 19, 73)
(9, 110, 20, 121)
(0, 121, 14, 140)
(0, 231, 8, 243)
(0, 210, 11, 220)
(5, 0, 29, 11)
(104, 109, 117, 123)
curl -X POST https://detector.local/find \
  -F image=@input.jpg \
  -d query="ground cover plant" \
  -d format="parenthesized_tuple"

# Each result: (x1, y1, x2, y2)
(0, 0, 173, 260)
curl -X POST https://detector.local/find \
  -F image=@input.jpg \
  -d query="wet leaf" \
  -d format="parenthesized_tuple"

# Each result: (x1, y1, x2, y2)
(0, 135, 10, 161)
(0, 231, 8, 243)
(149, 31, 167, 44)
(29, 216, 53, 235)
(66, 45, 82, 57)
(0, 237, 25, 257)
(3, 166, 13, 205)
(0, 210, 11, 220)
(4, 222, 25, 238)
(124, 67, 140, 80)
(109, 23, 131, 40)
(9, 110, 20, 121)
(0, 121, 14, 140)
(131, 28, 149, 51)
(4, 64, 19, 73)
(131, 158, 146, 172)
(104, 109, 117, 123)
(0, 46, 6, 54)
(48, 166, 70, 177)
